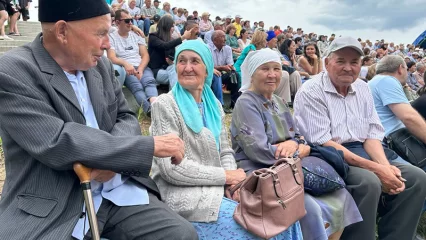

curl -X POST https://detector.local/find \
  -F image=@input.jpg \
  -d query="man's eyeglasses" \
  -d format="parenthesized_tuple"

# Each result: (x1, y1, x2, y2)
(119, 19, 133, 24)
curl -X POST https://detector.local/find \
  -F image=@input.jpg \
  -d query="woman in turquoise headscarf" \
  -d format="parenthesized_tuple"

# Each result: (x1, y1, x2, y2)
(150, 40, 303, 239)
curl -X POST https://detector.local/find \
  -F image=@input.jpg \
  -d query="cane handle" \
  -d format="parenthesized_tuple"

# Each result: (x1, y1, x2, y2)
(73, 163, 92, 184)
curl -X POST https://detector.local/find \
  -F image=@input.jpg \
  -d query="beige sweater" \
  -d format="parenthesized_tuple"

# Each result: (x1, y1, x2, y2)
(150, 92, 237, 222)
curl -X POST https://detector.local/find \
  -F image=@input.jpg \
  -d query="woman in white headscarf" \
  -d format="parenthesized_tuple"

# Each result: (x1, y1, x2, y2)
(231, 48, 363, 240)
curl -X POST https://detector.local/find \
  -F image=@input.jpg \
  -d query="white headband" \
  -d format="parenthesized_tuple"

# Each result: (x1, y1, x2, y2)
(239, 48, 282, 92)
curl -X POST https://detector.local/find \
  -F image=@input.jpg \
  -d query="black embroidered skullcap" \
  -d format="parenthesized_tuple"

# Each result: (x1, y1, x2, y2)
(39, 0, 110, 22)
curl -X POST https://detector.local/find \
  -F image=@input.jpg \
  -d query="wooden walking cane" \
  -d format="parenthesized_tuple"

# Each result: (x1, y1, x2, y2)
(74, 163, 101, 240)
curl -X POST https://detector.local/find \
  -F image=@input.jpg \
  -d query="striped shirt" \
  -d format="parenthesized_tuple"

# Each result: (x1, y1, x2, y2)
(208, 43, 234, 67)
(141, 6, 157, 17)
(293, 71, 385, 145)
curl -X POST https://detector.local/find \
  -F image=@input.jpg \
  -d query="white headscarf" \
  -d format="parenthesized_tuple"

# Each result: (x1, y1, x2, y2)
(239, 48, 282, 92)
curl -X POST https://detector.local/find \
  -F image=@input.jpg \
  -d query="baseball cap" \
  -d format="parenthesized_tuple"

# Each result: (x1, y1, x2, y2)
(153, 14, 160, 21)
(235, 14, 242, 19)
(213, 20, 224, 26)
(326, 36, 364, 57)
(153, 0, 161, 2)
(225, 15, 232, 19)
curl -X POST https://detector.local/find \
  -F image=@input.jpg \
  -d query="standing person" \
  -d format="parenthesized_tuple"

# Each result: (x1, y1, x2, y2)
(0, 0, 12, 40)
(0, 0, 199, 239)
(293, 36, 426, 240)
(0, 0, 19, 38)
(17, 0, 31, 21)
(107, 9, 158, 115)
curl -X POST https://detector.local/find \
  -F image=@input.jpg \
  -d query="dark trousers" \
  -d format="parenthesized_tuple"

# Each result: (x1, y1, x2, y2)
(211, 72, 241, 108)
(340, 142, 426, 240)
(82, 192, 198, 240)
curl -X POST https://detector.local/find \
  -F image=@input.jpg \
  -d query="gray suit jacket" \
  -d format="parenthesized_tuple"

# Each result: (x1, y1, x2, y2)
(0, 34, 159, 240)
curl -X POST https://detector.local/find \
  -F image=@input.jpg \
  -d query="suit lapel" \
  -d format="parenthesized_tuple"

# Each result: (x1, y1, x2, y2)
(31, 33, 83, 116)
(84, 68, 105, 128)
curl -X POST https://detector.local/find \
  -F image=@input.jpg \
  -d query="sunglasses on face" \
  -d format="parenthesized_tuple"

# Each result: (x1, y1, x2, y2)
(119, 19, 133, 24)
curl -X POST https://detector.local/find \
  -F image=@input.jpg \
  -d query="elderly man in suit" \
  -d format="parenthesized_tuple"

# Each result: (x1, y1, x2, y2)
(0, 0, 198, 239)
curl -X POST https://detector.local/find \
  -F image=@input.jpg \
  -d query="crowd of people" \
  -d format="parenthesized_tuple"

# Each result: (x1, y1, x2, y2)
(0, 0, 31, 40)
(0, 0, 426, 240)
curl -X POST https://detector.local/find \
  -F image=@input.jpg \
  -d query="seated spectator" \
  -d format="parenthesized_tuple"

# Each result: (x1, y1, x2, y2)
(173, 7, 186, 32)
(107, 9, 158, 115)
(297, 42, 324, 82)
(294, 36, 426, 240)
(182, 20, 201, 42)
(293, 27, 303, 38)
(0, 1, 198, 238)
(412, 84, 426, 119)
(363, 48, 370, 57)
(234, 30, 295, 105)
(199, 12, 213, 38)
(232, 48, 362, 240)
(317, 35, 329, 57)
(414, 62, 425, 86)
(407, 61, 421, 91)
(368, 55, 426, 159)
(127, 0, 146, 34)
(148, 14, 161, 34)
(237, 29, 251, 50)
(171, 6, 177, 15)
(208, 30, 240, 110)
(204, 20, 224, 45)
(192, 10, 200, 23)
(365, 63, 377, 81)
(150, 40, 303, 240)
(292, 37, 302, 55)
(243, 20, 251, 33)
(278, 38, 308, 86)
(111, 0, 129, 10)
(251, 21, 258, 31)
(225, 24, 242, 60)
(158, 1, 173, 16)
(359, 56, 374, 81)
(148, 16, 194, 89)
(277, 33, 286, 48)
(266, 32, 302, 103)
(153, 0, 161, 14)
(233, 14, 243, 37)
(141, 0, 157, 23)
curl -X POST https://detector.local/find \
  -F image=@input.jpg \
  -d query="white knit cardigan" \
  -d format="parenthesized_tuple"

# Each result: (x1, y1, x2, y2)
(150, 92, 237, 222)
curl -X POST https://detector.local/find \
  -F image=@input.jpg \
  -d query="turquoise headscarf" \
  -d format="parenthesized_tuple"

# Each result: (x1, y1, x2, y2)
(172, 40, 222, 150)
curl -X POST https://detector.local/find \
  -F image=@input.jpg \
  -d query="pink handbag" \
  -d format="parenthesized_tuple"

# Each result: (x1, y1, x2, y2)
(229, 158, 306, 239)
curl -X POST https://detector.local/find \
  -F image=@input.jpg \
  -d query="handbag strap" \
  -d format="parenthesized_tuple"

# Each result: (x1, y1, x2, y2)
(227, 177, 247, 197)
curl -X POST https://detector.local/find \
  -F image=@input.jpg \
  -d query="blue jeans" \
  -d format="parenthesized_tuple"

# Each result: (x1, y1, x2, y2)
(133, 18, 151, 36)
(113, 64, 126, 87)
(155, 65, 178, 90)
(211, 74, 224, 105)
(124, 67, 158, 113)
(191, 197, 303, 240)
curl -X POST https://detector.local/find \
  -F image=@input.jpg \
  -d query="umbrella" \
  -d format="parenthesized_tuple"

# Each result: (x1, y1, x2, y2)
(74, 163, 101, 240)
